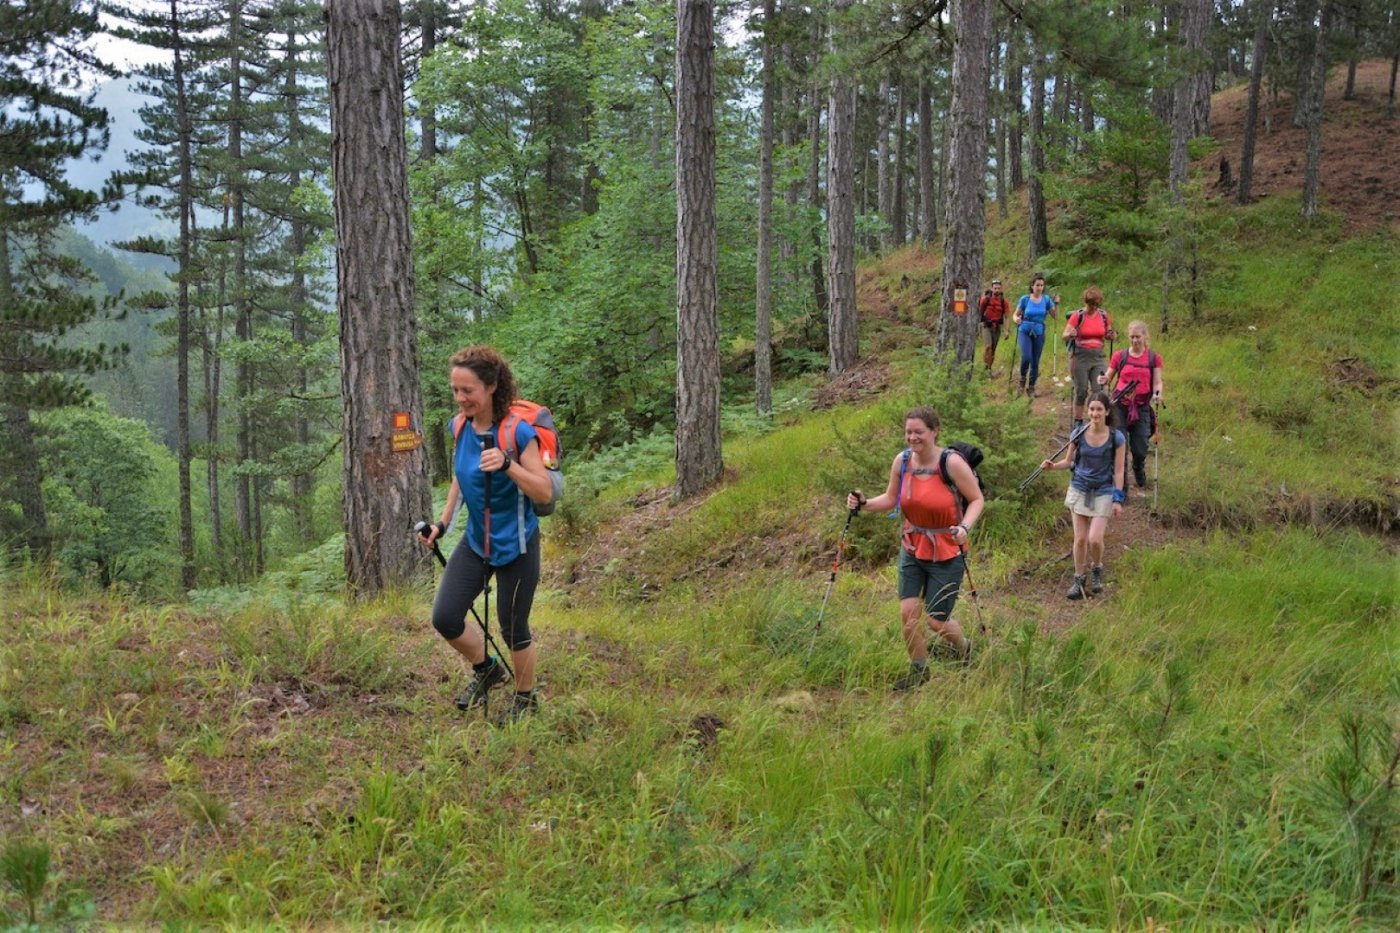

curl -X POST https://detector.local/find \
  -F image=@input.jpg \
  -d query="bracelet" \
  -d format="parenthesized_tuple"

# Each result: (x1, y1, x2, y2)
(1111, 488, 1126, 504)
(955, 523, 968, 536)
(434, 520, 447, 537)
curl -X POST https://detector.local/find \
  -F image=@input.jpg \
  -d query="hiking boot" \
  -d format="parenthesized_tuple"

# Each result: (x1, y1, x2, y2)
(1134, 462, 1148, 488)
(1066, 575, 1087, 600)
(455, 658, 507, 711)
(891, 664, 931, 692)
(1089, 565, 1104, 595)
(1026, 384, 1036, 398)
(493, 690, 540, 726)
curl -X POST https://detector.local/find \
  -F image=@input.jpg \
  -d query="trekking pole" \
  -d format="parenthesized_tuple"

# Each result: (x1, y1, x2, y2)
(415, 520, 515, 683)
(1007, 330, 1019, 392)
(959, 545, 987, 637)
(1152, 401, 1164, 514)
(815, 498, 860, 635)
(1017, 380, 1138, 491)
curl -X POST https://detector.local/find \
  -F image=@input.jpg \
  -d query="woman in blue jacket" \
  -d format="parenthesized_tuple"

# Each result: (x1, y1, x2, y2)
(1013, 273, 1057, 397)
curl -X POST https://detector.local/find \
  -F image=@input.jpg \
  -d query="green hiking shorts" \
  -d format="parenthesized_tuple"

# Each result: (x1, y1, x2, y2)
(1072, 347, 1107, 406)
(896, 549, 964, 621)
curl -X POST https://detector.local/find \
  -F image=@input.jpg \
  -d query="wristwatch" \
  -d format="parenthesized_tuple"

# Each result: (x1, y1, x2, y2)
(500, 451, 513, 472)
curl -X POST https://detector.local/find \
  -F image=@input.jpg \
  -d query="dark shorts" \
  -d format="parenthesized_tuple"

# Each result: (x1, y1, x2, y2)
(896, 550, 964, 621)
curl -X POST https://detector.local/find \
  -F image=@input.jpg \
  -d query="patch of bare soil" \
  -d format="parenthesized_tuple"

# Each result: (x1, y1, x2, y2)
(1206, 59, 1400, 231)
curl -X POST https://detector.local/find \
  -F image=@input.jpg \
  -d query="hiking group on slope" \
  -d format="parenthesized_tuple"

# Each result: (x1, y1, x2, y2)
(422, 288, 1166, 713)
(847, 278, 1166, 690)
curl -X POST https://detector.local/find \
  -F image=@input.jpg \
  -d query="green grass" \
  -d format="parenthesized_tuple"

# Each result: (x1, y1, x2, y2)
(2, 195, 1397, 926)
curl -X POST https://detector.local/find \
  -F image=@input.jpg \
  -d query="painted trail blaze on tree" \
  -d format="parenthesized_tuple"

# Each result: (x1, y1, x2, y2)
(327, 0, 432, 597)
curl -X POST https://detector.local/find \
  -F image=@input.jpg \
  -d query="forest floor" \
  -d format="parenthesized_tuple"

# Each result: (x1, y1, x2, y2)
(1207, 58, 1400, 231)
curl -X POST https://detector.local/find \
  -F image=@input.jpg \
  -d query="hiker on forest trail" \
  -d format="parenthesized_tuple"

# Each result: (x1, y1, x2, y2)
(979, 278, 1010, 373)
(1038, 391, 1126, 600)
(422, 346, 554, 725)
(846, 406, 984, 691)
(1013, 273, 1056, 397)
(1063, 285, 1116, 431)
(1099, 319, 1164, 492)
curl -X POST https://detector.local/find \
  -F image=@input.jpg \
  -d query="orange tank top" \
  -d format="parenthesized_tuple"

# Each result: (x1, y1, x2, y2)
(900, 457, 961, 561)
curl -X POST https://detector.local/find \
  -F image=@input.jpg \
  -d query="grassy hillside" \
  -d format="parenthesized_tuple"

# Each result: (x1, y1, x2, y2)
(3, 187, 1398, 926)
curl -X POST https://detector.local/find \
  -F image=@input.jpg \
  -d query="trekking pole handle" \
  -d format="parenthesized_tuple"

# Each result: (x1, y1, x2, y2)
(414, 520, 447, 567)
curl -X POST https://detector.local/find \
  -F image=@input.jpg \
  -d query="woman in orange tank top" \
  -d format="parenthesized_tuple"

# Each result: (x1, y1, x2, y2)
(847, 407, 985, 692)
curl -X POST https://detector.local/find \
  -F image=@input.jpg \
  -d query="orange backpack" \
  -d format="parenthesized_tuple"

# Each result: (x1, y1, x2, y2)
(452, 400, 564, 515)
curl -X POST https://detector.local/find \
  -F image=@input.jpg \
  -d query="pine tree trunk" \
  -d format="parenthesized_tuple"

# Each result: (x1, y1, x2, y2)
(1027, 47, 1049, 263)
(938, 0, 992, 365)
(992, 32, 1007, 217)
(674, 0, 723, 499)
(826, 0, 858, 377)
(918, 76, 937, 244)
(1292, 0, 1319, 128)
(170, 0, 196, 588)
(806, 40, 828, 318)
(877, 71, 894, 250)
(893, 79, 908, 244)
(755, 0, 776, 415)
(1238, 0, 1270, 205)
(1301, 0, 1334, 219)
(229, 0, 254, 576)
(1008, 31, 1023, 191)
(1343, 17, 1358, 100)
(327, 0, 433, 596)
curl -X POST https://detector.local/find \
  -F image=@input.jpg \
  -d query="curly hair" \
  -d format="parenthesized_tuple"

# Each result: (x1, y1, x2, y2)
(904, 406, 941, 433)
(449, 345, 518, 425)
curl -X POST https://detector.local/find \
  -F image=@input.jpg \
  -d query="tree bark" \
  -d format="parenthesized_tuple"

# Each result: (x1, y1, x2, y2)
(877, 70, 894, 250)
(893, 78, 908, 244)
(169, 0, 196, 588)
(1301, 0, 1334, 219)
(826, 0, 858, 377)
(938, 0, 992, 365)
(327, 0, 433, 597)
(806, 20, 828, 318)
(1008, 29, 1023, 191)
(674, 0, 723, 499)
(992, 31, 1007, 218)
(918, 75, 937, 244)
(755, 0, 776, 415)
(1292, 0, 1319, 128)
(1027, 46, 1049, 263)
(1238, 0, 1270, 205)
(229, 0, 254, 576)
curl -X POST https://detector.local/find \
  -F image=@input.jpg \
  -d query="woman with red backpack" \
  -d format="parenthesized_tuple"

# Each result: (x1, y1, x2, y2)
(845, 407, 984, 691)
(1098, 319, 1164, 491)
(421, 346, 555, 724)
(1063, 285, 1115, 431)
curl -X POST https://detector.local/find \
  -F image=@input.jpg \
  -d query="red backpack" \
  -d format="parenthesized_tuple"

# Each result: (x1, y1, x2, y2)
(452, 400, 565, 515)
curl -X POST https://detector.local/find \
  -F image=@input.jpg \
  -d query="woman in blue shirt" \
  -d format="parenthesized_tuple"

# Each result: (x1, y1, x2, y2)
(1013, 273, 1057, 397)
(423, 346, 554, 724)
(1038, 391, 1126, 600)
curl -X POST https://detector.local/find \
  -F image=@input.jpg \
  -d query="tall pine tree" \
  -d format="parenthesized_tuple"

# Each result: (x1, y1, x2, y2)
(1, 0, 124, 556)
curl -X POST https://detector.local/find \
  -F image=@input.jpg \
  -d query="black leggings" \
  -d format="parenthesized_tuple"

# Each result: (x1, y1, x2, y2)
(431, 533, 540, 650)
(1114, 402, 1154, 477)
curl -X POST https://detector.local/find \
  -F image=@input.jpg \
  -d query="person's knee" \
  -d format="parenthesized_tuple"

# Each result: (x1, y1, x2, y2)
(501, 614, 534, 651)
(432, 609, 466, 641)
